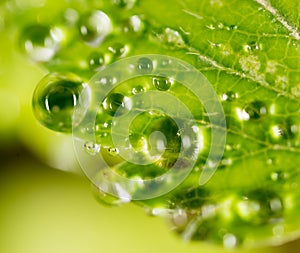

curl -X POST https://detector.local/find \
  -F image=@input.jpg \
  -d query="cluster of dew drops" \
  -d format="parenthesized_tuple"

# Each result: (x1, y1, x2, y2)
(16, 0, 300, 248)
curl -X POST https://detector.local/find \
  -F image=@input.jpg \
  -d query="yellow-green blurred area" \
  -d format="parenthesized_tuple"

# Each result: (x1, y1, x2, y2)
(0, 0, 300, 252)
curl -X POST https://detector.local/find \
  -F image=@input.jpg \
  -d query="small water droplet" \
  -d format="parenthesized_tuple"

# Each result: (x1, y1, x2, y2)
(157, 27, 187, 48)
(108, 147, 120, 156)
(112, 0, 137, 9)
(19, 25, 61, 62)
(84, 141, 100, 155)
(243, 41, 261, 53)
(152, 76, 172, 91)
(221, 91, 238, 101)
(223, 233, 237, 249)
(32, 72, 84, 132)
(229, 25, 237, 30)
(64, 8, 79, 25)
(96, 75, 117, 85)
(244, 100, 267, 119)
(78, 10, 112, 47)
(107, 42, 129, 58)
(132, 85, 145, 95)
(171, 209, 188, 228)
(270, 171, 289, 181)
(136, 57, 153, 74)
(236, 189, 283, 225)
(123, 15, 146, 36)
(102, 93, 132, 116)
(88, 51, 105, 70)
(270, 118, 297, 141)
(235, 107, 250, 121)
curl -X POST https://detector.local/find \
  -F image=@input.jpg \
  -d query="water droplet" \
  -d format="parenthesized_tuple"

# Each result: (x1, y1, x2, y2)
(270, 171, 289, 182)
(88, 51, 105, 70)
(171, 209, 188, 228)
(221, 91, 238, 101)
(136, 57, 153, 74)
(223, 233, 237, 249)
(157, 27, 187, 48)
(78, 10, 112, 47)
(243, 41, 261, 53)
(270, 118, 297, 141)
(108, 43, 129, 58)
(108, 147, 119, 156)
(102, 93, 132, 116)
(123, 15, 146, 36)
(132, 85, 145, 95)
(235, 107, 250, 121)
(19, 24, 61, 62)
(84, 141, 100, 155)
(64, 8, 79, 25)
(96, 75, 117, 86)
(236, 189, 283, 225)
(152, 76, 172, 91)
(32, 72, 84, 132)
(244, 100, 267, 119)
(112, 0, 137, 9)
(229, 25, 237, 30)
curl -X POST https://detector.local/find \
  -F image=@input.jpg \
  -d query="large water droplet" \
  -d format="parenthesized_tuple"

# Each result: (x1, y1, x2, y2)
(102, 93, 132, 116)
(32, 72, 84, 132)
(136, 57, 153, 74)
(19, 25, 61, 62)
(152, 76, 172, 91)
(78, 10, 112, 47)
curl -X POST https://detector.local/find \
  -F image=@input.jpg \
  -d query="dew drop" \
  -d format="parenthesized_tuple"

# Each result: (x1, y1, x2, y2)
(112, 0, 137, 9)
(123, 15, 146, 36)
(87, 51, 105, 70)
(157, 27, 187, 48)
(19, 24, 61, 62)
(270, 171, 289, 182)
(244, 100, 267, 119)
(152, 76, 172, 91)
(132, 85, 145, 95)
(32, 72, 84, 132)
(171, 209, 188, 228)
(221, 91, 238, 101)
(236, 189, 283, 225)
(84, 141, 100, 155)
(136, 57, 153, 74)
(108, 42, 129, 58)
(108, 147, 120, 156)
(102, 93, 132, 116)
(243, 41, 261, 53)
(78, 10, 112, 47)
(97, 75, 117, 86)
(270, 118, 297, 141)
(223, 233, 237, 249)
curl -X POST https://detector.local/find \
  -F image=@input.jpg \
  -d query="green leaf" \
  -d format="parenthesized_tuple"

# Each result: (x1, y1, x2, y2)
(13, 0, 300, 248)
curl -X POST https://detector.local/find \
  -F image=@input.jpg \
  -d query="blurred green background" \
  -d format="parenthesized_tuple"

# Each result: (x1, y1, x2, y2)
(0, 1, 300, 252)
